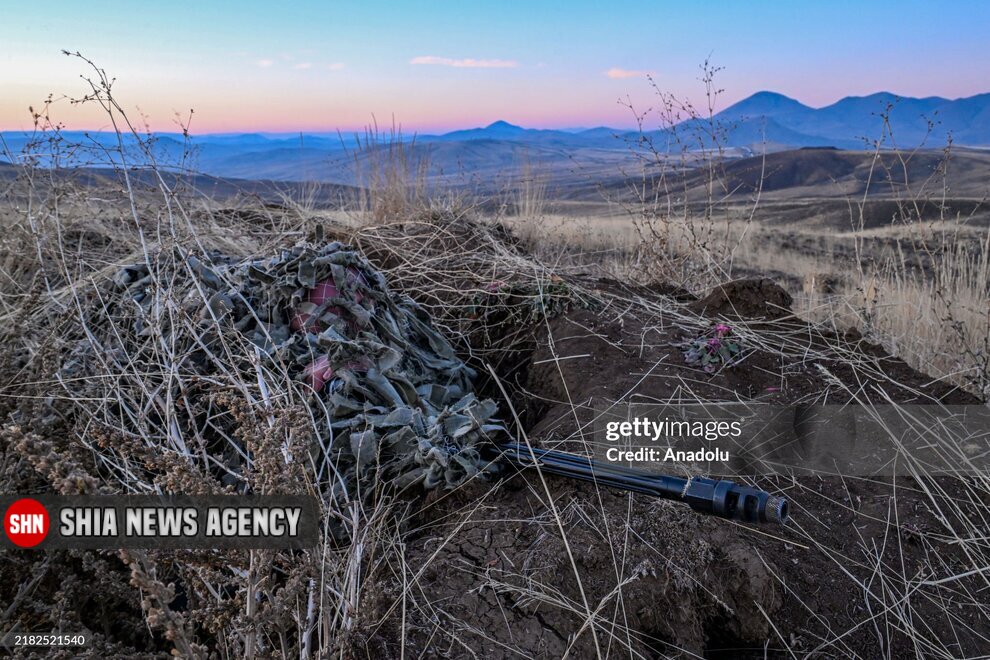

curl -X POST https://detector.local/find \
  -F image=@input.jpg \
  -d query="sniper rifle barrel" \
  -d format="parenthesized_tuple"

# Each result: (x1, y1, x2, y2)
(494, 443, 788, 524)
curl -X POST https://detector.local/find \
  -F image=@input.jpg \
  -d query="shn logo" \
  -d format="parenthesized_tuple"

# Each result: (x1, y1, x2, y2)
(4, 498, 50, 548)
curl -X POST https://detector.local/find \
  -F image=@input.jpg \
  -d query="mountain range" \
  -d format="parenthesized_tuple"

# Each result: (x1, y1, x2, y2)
(1, 91, 988, 183)
(714, 91, 990, 148)
(424, 91, 990, 149)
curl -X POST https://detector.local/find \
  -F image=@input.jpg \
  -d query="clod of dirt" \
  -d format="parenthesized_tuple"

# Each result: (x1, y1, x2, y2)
(689, 278, 794, 320)
(648, 280, 698, 302)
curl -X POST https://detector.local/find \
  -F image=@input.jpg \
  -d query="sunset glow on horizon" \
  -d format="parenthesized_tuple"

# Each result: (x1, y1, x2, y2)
(3, 1, 989, 135)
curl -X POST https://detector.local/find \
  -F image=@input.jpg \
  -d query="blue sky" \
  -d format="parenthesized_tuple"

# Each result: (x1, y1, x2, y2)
(2, 1, 988, 132)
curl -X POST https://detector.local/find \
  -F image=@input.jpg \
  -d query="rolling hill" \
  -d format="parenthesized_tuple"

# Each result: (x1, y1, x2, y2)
(2, 91, 989, 184)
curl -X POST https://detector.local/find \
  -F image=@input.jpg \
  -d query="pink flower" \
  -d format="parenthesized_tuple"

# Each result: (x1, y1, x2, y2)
(706, 337, 722, 352)
(714, 323, 731, 336)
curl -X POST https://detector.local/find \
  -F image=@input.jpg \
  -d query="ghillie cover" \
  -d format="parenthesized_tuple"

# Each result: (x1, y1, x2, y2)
(93, 240, 505, 508)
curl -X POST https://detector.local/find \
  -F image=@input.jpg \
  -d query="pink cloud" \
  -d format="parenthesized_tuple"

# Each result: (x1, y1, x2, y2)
(410, 55, 518, 69)
(606, 67, 650, 79)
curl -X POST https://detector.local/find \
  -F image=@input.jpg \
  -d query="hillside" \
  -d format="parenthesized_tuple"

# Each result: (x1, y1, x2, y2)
(590, 147, 990, 206)
(2, 204, 987, 658)
(3, 91, 990, 184)
(718, 91, 990, 147)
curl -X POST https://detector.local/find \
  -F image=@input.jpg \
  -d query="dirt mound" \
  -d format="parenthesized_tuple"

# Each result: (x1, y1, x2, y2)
(2, 205, 987, 658)
(0, 209, 581, 657)
(689, 278, 795, 321)
(353, 281, 986, 658)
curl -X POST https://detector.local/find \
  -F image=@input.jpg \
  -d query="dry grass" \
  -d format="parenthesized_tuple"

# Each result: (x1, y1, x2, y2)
(1, 55, 988, 659)
(342, 122, 433, 223)
(494, 205, 990, 399)
(5, 171, 988, 658)
(797, 235, 990, 395)
(0, 68, 588, 655)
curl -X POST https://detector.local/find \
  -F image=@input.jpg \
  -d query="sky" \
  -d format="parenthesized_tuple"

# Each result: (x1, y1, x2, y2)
(2, 1, 989, 134)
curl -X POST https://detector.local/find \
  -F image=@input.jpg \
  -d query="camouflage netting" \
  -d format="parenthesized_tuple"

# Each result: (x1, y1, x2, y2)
(62, 238, 504, 504)
(0, 209, 589, 656)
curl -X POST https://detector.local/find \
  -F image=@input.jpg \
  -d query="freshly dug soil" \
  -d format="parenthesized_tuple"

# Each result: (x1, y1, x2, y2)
(350, 279, 987, 658)
(688, 278, 795, 321)
(2, 208, 985, 659)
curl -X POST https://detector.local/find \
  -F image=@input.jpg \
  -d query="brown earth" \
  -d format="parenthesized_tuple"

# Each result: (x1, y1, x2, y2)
(687, 278, 794, 321)
(1, 196, 986, 657)
(349, 279, 987, 658)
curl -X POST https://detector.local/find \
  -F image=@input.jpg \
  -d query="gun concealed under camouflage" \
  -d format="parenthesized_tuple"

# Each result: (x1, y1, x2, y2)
(494, 443, 789, 524)
(108, 242, 787, 527)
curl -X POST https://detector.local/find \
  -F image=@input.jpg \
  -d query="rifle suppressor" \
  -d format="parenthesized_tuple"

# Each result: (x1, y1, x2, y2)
(495, 443, 788, 524)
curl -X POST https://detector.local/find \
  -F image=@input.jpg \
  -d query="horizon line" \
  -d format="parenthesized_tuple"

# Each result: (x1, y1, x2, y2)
(2, 87, 988, 136)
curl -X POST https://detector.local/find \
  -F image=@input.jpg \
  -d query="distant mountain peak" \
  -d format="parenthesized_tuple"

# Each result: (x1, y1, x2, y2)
(847, 91, 898, 100)
(721, 91, 812, 117)
(748, 91, 799, 101)
(485, 120, 523, 131)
